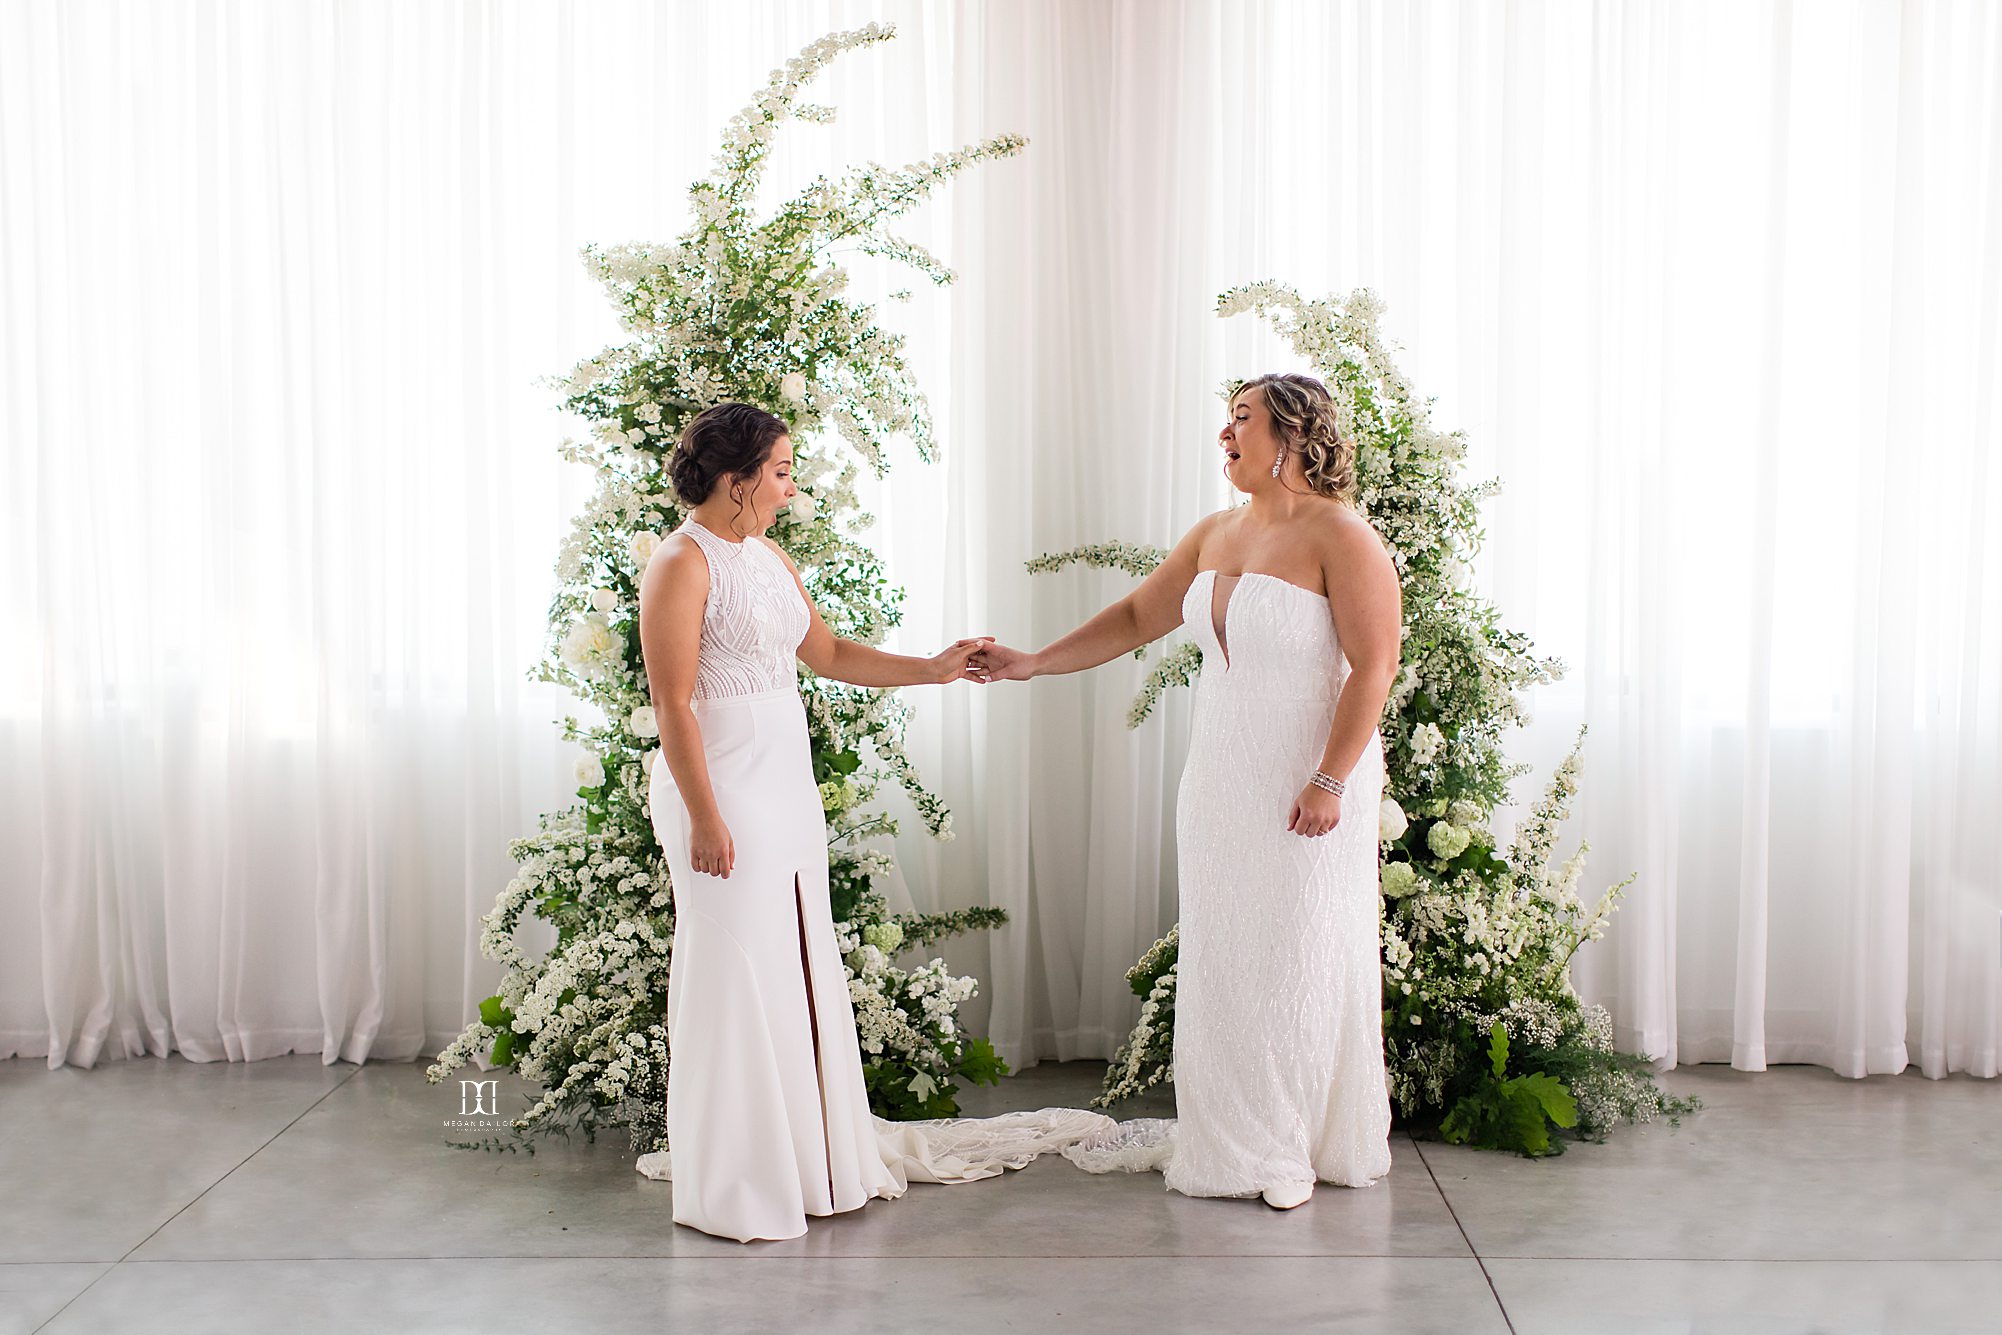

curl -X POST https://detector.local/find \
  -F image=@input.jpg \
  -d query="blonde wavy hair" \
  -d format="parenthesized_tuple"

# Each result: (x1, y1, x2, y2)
(1233, 372, 1357, 507)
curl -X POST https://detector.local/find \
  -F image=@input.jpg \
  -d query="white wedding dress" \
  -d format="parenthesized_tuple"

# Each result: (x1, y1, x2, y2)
(1065, 569, 1393, 1200)
(635, 518, 1111, 1242)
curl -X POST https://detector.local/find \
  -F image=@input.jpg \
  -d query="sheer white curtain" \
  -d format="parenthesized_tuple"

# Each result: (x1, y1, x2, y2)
(0, 0, 977, 1067)
(879, 0, 2002, 1080)
(6, 1, 1997, 1083)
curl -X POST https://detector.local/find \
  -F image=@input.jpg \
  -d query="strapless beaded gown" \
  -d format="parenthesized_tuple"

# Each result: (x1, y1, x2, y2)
(1066, 569, 1392, 1200)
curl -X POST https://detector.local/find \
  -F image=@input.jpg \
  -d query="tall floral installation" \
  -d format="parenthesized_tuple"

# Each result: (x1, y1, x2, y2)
(427, 24, 1020, 1153)
(1033, 285, 1698, 1155)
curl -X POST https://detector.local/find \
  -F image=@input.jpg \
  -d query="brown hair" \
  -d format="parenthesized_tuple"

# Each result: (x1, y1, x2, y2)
(667, 402, 789, 511)
(1234, 373, 1356, 507)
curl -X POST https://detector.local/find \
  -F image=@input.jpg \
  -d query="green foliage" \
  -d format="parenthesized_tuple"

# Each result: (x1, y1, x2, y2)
(864, 1036, 1009, 1120)
(1438, 1024, 1579, 1157)
(893, 906, 1010, 952)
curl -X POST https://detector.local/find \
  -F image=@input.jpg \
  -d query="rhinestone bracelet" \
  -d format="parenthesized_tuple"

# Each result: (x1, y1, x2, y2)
(1308, 770, 1346, 797)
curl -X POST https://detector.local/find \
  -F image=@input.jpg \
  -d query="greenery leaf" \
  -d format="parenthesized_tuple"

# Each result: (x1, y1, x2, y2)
(1513, 1072, 1578, 1129)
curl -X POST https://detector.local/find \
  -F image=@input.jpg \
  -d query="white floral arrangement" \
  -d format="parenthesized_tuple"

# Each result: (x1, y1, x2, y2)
(427, 24, 1021, 1153)
(1045, 284, 1698, 1152)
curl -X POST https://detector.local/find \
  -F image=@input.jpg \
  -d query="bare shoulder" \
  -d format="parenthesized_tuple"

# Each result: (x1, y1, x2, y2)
(1316, 502, 1386, 555)
(1184, 505, 1241, 558)
(643, 531, 708, 595)
(1313, 504, 1394, 583)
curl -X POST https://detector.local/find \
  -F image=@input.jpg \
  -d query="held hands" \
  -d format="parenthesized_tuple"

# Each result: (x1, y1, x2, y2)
(1288, 784, 1343, 839)
(690, 815, 735, 878)
(930, 636, 997, 684)
(966, 640, 1035, 683)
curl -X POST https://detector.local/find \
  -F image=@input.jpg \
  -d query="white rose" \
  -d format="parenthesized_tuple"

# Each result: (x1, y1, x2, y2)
(590, 588, 618, 614)
(785, 489, 818, 523)
(559, 612, 617, 670)
(628, 705, 659, 739)
(1379, 798, 1408, 842)
(573, 754, 605, 789)
(779, 371, 808, 403)
(1442, 557, 1471, 590)
(630, 530, 661, 565)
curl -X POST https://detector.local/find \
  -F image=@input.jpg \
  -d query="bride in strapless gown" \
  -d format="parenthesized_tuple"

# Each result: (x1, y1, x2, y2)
(973, 373, 1403, 1208)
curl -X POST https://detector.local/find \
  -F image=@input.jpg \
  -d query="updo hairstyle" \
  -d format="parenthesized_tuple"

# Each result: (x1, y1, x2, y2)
(667, 402, 790, 509)
(1235, 372, 1357, 506)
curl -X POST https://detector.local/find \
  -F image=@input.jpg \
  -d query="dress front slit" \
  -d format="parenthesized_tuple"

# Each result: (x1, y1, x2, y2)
(795, 872, 835, 1208)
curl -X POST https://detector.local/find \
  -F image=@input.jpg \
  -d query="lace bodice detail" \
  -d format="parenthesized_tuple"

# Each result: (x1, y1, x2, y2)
(680, 519, 810, 702)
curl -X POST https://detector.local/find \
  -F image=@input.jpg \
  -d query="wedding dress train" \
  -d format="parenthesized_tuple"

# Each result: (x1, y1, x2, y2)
(1064, 569, 1393, 1200)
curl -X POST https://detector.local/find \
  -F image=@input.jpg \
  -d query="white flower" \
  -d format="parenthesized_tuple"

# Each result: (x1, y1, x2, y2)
(630, 530, 661, 565)
(1409, 722, 1445, 765)
(629, 705, 659, 739)
(559, 612, 618, 670)
(1447, 798, 1486, 830)
(1382, 861, 1420, 898)
(785, 489, 819, 523)
(1379, 798, 1408, 842)
(1389, 664, 1421, 709)
(574, 754, 605, 788)
(779, 371, 808, 402)
(1427, 821, 1472, 861)
(590, 588, 618, 614)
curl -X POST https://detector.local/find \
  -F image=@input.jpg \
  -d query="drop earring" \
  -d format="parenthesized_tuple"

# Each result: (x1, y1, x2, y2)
(1270, 449, 1284, 479)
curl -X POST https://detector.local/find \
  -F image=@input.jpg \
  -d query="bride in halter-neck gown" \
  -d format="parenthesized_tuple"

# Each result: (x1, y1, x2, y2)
(634, 407, 1111, 1243)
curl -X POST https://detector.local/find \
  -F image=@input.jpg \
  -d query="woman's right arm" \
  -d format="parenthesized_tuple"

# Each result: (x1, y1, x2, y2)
(637, 536, 735, 877)
(983, 512, 1217, 681)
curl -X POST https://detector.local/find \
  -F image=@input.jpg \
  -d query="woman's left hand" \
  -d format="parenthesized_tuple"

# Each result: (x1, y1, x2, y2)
(1289, 784, 1343, 838)
(929, 636, 996, 684)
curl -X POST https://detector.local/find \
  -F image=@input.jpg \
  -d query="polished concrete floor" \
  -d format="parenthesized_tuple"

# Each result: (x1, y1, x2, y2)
(1, 1054, 1995, 1333)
